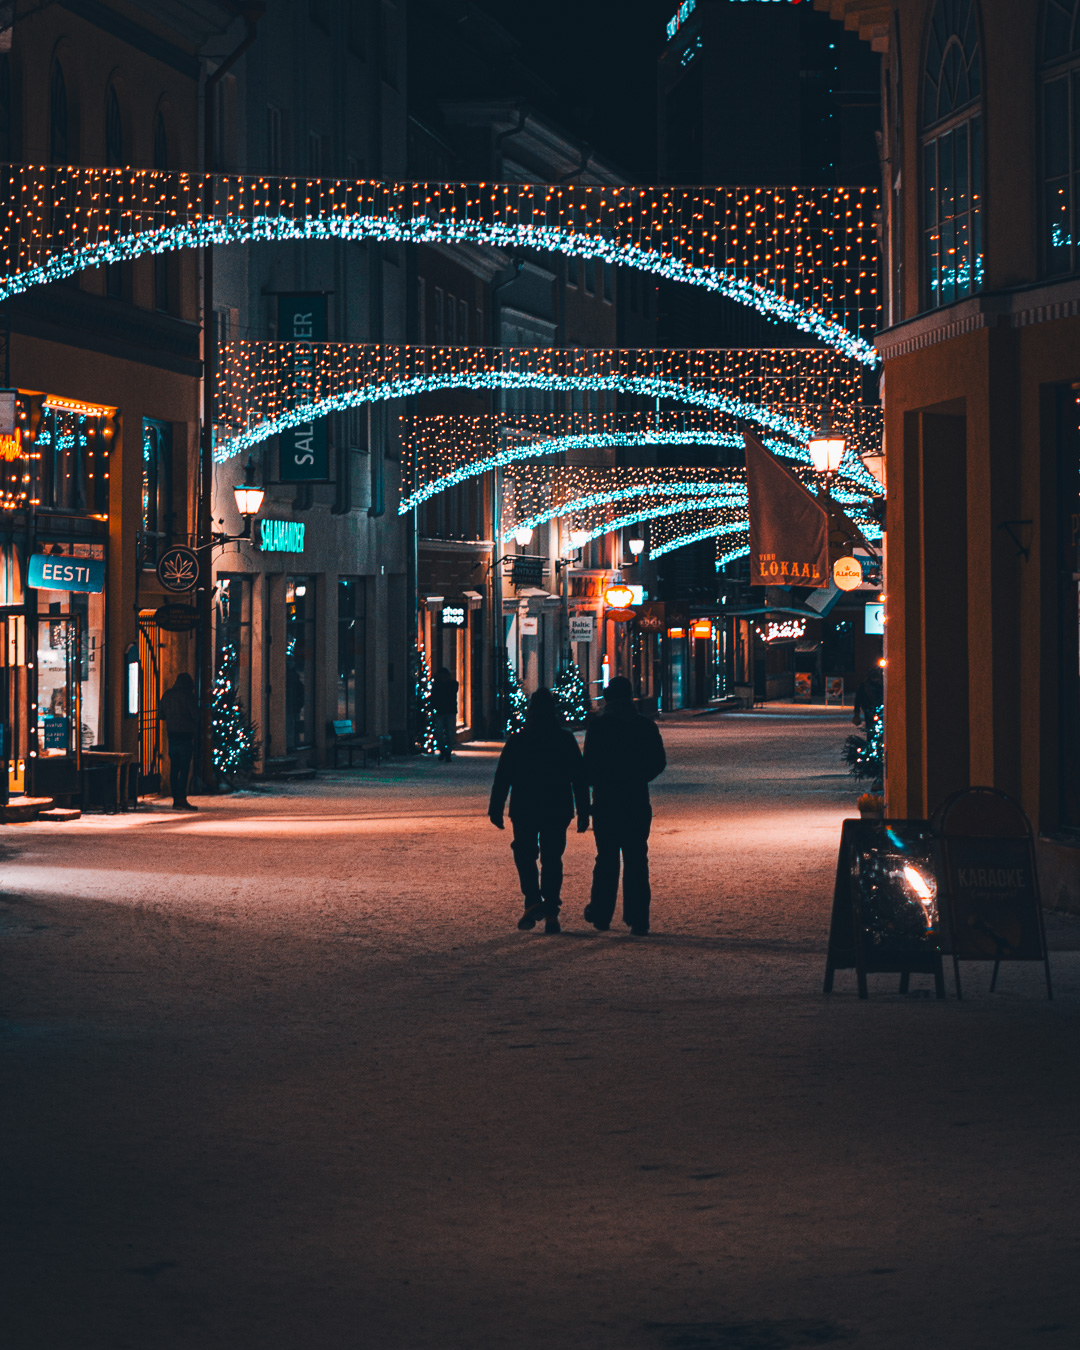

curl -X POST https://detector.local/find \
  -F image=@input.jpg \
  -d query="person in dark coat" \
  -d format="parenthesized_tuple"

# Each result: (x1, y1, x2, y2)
(431, 666, 459, 762)
(582, 676, 666, 936)
(489, 687, 589, 935)
(158, 672, 200, 810)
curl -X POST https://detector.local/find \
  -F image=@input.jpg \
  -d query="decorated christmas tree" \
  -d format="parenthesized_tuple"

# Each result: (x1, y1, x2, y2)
(415, 644, 436, 754)
(553, 661, 590, 727)
(842, 708, 884, 788)
(211, 643, 260, 784)
(505, 651, 527, 736)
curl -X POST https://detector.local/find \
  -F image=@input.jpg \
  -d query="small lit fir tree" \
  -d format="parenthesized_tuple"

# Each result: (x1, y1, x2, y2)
(505, 650, 527, 736)
(553, 661, 590, 727)
(415, 644, 436, 754)
(842, 708, 884, 788)
(211, 644, 260, 785)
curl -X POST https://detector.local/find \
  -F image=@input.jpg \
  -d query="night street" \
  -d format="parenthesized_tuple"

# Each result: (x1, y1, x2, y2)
(3, 711, 1078, 1350)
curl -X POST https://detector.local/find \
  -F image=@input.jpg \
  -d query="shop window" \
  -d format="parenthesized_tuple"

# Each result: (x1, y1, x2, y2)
(216, 576, 252, 725)
(141, 420, 172, 566)
(921, 0, 983, 308)
(33, 544, 106, 752)
(337, 577, 367, 730)
(37, 404, 111, 513)
(285, 576, 316, 750)
(1042, 0, 1080, 274)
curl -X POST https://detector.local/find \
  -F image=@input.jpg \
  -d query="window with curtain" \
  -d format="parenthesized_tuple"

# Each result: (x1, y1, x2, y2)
(141, 420, 172, 566)
(921, 0, 984, 308)
(1043, 0, 1080, 273)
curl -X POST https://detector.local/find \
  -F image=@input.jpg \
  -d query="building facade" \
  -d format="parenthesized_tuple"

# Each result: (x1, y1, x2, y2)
(817, 0, 1080, 906)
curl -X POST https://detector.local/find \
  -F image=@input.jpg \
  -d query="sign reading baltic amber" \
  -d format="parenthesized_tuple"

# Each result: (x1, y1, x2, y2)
(744, 431, 828, 588)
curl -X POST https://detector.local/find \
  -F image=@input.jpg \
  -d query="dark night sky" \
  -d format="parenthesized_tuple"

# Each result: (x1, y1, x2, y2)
(473, 0, 668, 179)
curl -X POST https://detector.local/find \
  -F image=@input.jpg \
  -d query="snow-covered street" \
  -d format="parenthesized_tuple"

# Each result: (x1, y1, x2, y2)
(3, 710, 1079, 1350)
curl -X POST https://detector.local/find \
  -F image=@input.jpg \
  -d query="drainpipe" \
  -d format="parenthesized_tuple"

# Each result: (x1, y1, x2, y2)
(198, 3, 264, 788)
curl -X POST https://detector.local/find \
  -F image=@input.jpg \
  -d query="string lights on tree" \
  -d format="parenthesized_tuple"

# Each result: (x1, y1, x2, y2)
(0, 167, 881, 363)
(213, 342, 865, 462)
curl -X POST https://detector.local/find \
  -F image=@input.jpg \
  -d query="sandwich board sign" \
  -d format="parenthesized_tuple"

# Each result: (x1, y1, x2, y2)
(932, 787, 1052, 999)
(823, 818, 946, 999)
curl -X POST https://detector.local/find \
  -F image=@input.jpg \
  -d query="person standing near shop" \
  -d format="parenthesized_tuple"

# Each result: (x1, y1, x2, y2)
(158, 672, 200, 811)
(582, 676, 666, 936)
(488, 688, 589, 935)
(852, 665, 884, 732)
(431, 666, 459, 763)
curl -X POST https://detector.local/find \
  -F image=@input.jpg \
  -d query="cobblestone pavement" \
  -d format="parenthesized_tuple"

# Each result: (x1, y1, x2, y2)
(2, 709, 1078, 1350)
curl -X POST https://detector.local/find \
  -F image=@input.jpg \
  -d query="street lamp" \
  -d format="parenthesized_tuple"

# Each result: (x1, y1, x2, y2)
(808, 409, 847, 479)
(513, 524, 534, 548)
(569, 528, 590, 551)
(627, 536, 645, 558)
(232, 457, 265, 518)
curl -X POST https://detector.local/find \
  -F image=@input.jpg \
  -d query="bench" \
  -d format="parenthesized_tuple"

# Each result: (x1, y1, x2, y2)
(328, 720, 383, 769)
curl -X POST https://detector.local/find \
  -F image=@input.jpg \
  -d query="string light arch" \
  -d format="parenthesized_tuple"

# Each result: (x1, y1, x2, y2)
(214, 342, 865, 461)
(0, 167, 881, 364)
(398, 407, 883, 511)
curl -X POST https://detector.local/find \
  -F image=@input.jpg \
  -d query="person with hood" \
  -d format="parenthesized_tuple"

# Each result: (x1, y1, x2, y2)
(488, 687, 589, 934)
(582, 676, 666, 936)
(158, 672, 200, 810)
(431, 666, 459, 763)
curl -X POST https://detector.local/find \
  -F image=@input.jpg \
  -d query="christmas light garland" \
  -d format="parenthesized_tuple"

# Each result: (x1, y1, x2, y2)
(215, 342, 864, 461)
(0, 167, 881, 363)
(399, 407, 883, 510)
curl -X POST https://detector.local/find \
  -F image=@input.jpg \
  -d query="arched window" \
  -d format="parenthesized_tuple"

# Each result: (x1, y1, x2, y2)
(1042, 0, 1080, 273)
(104, 84, 123, 166)
(921, 0, 984, 307)
(49, 62, 68, 164)
(0, 55, 11, 162)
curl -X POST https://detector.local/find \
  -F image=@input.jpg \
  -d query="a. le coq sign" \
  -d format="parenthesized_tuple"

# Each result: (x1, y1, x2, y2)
(28, 553, 105, 594)
(833, 555, 864, 591)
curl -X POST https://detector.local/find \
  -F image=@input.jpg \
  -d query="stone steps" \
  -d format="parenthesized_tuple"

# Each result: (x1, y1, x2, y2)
(0, 796, 55, 823)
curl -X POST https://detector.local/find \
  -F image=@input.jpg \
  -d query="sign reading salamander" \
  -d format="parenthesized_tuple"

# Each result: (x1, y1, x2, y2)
(258, 519, 306, 554)
(278, 294, 329, 482)
(28, 553, 105, 593)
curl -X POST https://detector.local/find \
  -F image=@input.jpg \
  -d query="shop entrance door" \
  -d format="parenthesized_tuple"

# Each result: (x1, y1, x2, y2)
(138, 613, 164, 788)
(0, 612, 28, 802)
(33, 613, 81, 796)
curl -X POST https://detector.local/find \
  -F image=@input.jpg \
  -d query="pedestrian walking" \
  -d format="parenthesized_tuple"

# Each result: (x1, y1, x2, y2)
(852, 665, 884, 731)
(158, 672, 200, 811)
(431, 666, 459, 762)
(489, 687, 589, 935)
(582, 676, 666, 936)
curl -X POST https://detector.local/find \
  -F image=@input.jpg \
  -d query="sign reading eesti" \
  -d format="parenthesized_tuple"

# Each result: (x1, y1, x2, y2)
(28, 553, 105, 593)
(258, 519, 306, 554)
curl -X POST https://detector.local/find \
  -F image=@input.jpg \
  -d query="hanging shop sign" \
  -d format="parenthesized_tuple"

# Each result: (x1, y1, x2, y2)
(154, 603, 200, 633)
(636, 603, 665, 633)
(28, 553, 105, 594)
(441, 605, 466, 626)
(519, 616, 539, 636)
(258, 519, 306, 553)
(278, 294, 329, 482)
(510, 556, 544, 588)
(744, 431, 828, 588)
(833, 555, 864, 591)
(156, 545, 200, 593)
(569, 615, 596, 643)
(691, 619, 713, 641)
(606, 608, 635, 623)
(823, 819, 946, 999)
(604, 584, 634, 608)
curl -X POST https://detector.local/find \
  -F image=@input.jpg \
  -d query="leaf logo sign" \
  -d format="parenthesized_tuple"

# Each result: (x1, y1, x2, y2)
(156, 546, 201, 594)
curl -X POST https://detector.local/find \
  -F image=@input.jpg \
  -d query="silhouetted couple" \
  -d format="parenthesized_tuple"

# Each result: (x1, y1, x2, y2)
(488, 676, 666, 936)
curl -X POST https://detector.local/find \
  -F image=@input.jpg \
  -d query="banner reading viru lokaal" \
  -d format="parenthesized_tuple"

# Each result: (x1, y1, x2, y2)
(743, 430, 828, 587)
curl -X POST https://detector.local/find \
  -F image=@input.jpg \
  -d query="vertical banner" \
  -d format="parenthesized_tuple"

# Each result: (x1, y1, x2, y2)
(744, 430, 829, 588)
(278, 294, 329, 481)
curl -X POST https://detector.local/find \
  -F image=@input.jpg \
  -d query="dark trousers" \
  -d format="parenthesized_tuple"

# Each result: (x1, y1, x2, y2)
(590, 802, 652, 929)
(168, 733, 194, 804)
(511, 815, 569, 915)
